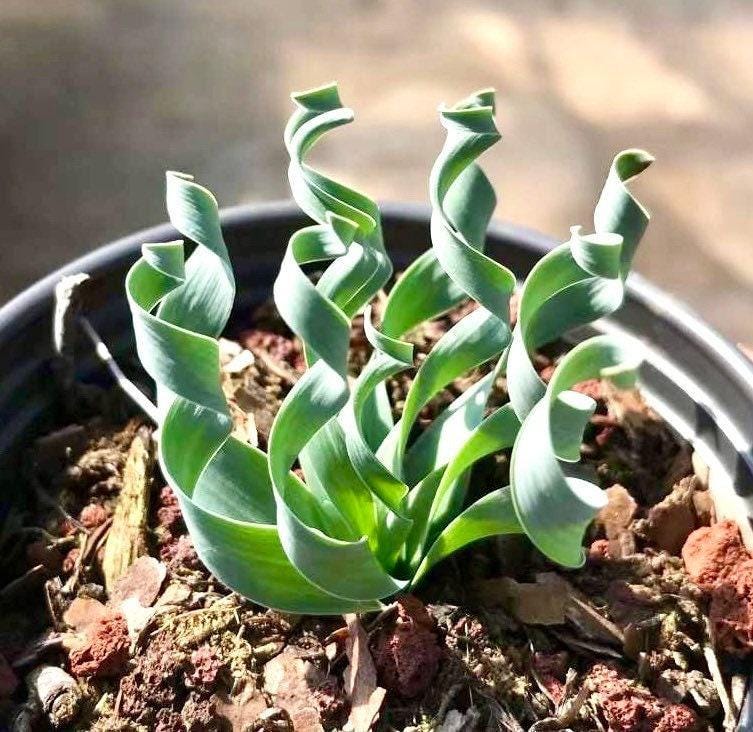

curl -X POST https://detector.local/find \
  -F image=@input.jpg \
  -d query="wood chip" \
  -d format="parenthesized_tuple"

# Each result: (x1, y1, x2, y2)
(703, 620, 737, 731)
(344, 614, 386, 732)
(101, 426, 154, 592)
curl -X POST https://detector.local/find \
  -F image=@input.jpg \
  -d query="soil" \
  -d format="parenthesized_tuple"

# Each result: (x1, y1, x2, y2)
(0, 298, 748, 731)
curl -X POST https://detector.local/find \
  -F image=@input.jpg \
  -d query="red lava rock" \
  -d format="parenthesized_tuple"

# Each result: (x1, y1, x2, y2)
(57, 516, 79, 537)
(682, 522, 753, 654)
(155, 708, 186, 732)
(538, 366, 602, 401)
(68, 612, 130, 678)
(157, 485, 184, 532)
(539, 364, 555, 383)
(120, 634, 186, 723)
(62, 547, 80, 574)
(182, 691, 219, 731)
(189, 644, 223, 687)
(655, 704, 702, 732)
(371, 595, 444, 698)
(532, 651, 568, 705)
(588, 663, 699, 732)
(119, 672, 151, 721)
(160, 534, 202, 572)
(138, 634, 186, 691)
(595, 422, 618, 448)
(710, 558, 753, 655)
(78, 502, 110, 528)
(0, 652, 18, 698)
(312, 677, 349, 729)
(588, 539, 613, 562)
(241, 328, 305, 371)
(451, 615, 486, 643)
(508, 293, 519, 327)
(681, 520, 747, 590)
(157, 504, 184, 532)
(572, 378, 603, 400)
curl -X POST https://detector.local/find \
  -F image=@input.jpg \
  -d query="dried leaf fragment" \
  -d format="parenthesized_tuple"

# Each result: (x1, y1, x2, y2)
(344, 614, 386, 732)
(109, 555, 166, 608)
(216, 677, 269, 731)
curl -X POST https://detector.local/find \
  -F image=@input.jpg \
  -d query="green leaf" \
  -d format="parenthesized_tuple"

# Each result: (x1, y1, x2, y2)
(124, 82, 654, 614)
(510, 335, 642, 568)
(413, 488, 523, 584)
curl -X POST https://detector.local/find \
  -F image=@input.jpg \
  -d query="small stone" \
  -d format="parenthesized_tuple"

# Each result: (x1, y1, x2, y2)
(645, 477, 697, 554)
(595, 485, 638, 540)
(68, 612, 130, 678)
(189, 644, 223, 687)
(110, 555, 167, 608)
(682, 520, 747, 590)
(79, 503, 110, 529)
(63, 597, 109, 632)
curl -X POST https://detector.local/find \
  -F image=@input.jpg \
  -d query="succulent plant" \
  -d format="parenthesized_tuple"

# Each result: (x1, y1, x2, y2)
(126, 83, 651, 613)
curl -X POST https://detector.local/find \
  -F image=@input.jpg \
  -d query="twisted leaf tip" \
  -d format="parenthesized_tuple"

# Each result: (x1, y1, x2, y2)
(127, 81, 653, 612)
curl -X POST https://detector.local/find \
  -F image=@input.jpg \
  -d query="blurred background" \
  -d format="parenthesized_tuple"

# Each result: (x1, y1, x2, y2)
(2, 0, 752, 342)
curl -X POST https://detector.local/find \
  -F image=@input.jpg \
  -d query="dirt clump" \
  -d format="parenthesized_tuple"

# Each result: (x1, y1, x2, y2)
(371, 596, 444, 699)
(642, 477, 699, 555)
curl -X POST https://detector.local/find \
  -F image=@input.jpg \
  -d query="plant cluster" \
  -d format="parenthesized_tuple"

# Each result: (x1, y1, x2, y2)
(127, 83, 652, 613)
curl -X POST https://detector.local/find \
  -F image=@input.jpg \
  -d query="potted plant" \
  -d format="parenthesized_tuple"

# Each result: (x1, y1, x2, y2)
(0, 83, 751, 731)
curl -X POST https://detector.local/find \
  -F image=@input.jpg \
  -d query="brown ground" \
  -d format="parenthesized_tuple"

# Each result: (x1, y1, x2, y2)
(0, 301, 748, 730)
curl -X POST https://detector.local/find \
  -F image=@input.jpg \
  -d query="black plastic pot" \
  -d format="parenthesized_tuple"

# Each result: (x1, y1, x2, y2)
(1, 203, 752, 726)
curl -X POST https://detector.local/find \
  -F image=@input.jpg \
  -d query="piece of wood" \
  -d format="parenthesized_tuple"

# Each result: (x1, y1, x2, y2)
(100, 426, 154, 592)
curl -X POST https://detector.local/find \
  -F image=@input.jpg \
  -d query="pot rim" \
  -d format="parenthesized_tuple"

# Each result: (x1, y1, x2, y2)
(2, 200, 752, 395)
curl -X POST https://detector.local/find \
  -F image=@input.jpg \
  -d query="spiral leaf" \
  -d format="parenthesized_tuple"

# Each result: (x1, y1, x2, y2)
(125, 83, 653, 613)
(510, 335, 641, 567)
(508, 149, 652, 421)
(127, 174, 373, 613)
